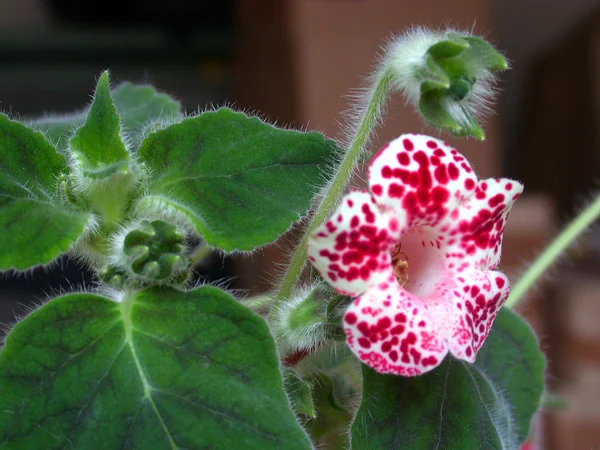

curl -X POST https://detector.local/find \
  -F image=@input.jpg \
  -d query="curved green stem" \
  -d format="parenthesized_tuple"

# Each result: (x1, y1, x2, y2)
(505, 193, 600, 309)
(276, 67, 395, 301)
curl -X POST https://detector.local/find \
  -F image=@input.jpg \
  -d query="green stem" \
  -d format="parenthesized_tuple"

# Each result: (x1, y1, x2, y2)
(505, 193, 600, 309)
(276, 67, 395, 301)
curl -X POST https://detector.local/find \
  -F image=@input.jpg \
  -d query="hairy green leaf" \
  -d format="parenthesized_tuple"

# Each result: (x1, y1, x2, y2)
(284, 370, 316, 418)
(137, 108, 335, 251)
(69, 71, 129, 177)
(111, 82, 182, 147)
(29, 113, 86, 150)
(351, 308, 545, 450)
(0, 286, 311, 450)
(0, 114, 90, 269)
(30, 82, 181, 152)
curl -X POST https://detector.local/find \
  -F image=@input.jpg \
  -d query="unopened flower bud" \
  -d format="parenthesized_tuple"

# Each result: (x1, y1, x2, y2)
(109, 219, 190, 284)
(386, 27, 508, 139)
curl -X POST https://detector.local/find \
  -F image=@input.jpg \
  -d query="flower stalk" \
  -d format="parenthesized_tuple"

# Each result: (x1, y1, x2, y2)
(505, 193, 600, 309)
(276, 28, 507, 303)
(276, 66, 396, 301)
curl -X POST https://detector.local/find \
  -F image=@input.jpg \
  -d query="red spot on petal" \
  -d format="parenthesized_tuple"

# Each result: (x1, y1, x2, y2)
(431, 186, 450, 204)
(422, 356, 438, 366)
(397, 152, 410, 165)
(403, 138, 414, 151)
(372, 184, 383, 196)
(388, 183, 404, 198)
(394, 313, 407, 323)
(434, 164, 449, 184)
(448, 163, 459, 180)
(358, 337, 371, 348)
(488, 193, 505, 207)
(345, 312, 357, 324)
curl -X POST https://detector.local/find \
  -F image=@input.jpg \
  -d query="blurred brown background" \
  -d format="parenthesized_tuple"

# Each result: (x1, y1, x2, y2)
(0, 1, 599, 448)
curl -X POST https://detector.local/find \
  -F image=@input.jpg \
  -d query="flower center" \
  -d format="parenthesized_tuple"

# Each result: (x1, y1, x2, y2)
(391, 242, 409, 287)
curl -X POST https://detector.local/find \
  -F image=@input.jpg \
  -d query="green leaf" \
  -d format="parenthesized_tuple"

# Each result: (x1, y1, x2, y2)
(30, 112, 86, 151)
(0, 114, 90, 270)
(351, 308, 545, 450)
(0, 286, 311, 450)
(284, 370, 316, 418)
(137, 108, 335, 251)
(305, 373, 352, 449)
(30, 82, 181, 152)
(111, 82, 182, 147)
(69, 71, 129, 177)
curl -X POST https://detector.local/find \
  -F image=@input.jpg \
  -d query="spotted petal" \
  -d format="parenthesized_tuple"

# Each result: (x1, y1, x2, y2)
(443, 178, 523, 271)
(369, 134, 478, 229)
(343, 279, 449, 376)
(307, 191, 399, 297)
(448, 270, 510, 361)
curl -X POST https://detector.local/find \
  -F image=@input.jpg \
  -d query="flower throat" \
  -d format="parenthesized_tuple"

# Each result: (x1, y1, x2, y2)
(391, 242, 409, 287)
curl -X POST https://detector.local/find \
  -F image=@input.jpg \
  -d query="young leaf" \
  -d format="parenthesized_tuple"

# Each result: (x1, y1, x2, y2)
(69, 71, 129, 178)
(284, 370, 316, 418)
(351, 308, 545, 450)
(305, 373, 353, 449)
(30, 82, 181, 151)
(0, 115, 90, 270)
(136, 108, 336, 251)
(29, 112, 86, 151)
(0, 286, 311, 450)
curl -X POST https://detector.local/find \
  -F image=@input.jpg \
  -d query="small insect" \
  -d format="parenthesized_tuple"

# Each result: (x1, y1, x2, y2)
(391, 242, 409, 287)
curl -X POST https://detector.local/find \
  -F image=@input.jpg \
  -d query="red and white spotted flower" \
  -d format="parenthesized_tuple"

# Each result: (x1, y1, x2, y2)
(307, 134, 522, 376)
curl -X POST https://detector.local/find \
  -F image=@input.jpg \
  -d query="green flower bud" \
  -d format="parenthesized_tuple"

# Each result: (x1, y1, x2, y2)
(387, 27, 508, 139)
(111, 219, 190, 284)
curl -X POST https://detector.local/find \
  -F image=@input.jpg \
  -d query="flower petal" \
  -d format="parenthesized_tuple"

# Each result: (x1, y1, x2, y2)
(307, 191, 398, 297)
(448, 270, 510, 362)
(369, 134, 478, 229)
(443, 178, 523, 271)
(344, 279, 449, 376)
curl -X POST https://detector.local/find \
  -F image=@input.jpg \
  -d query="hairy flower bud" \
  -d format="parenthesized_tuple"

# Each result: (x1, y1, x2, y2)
(386, 27, 507, 139)
(108, 218, 190, 285)
(271, 284, 346, 365)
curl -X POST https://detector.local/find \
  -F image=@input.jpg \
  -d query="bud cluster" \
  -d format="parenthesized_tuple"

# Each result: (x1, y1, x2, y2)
(386, 27, 507, 139)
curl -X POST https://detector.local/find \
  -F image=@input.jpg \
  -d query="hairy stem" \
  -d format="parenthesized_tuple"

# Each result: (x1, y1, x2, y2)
(276, 67, 395, 301)
(505, 193, 600, 309)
